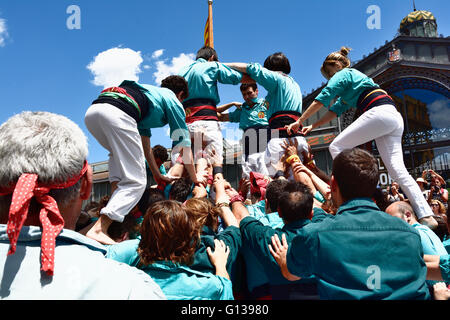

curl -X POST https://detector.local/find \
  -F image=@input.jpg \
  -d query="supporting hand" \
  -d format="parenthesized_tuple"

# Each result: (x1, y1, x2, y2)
(207, 239, 230, 279)
(301, 125, 313, 136)
(284, 120, 302, 136)
(268, 233, 301, 281)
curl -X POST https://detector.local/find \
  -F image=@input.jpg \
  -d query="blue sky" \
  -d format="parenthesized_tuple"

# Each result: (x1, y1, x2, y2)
(0, 0, 449, 163)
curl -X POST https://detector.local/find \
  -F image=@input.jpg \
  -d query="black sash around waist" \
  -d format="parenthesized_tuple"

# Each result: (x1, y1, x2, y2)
(356, 87, 394, 113)
(91, 84, 150, 123)
(183, 98, 218, 122)
(268, 110, 303, 139)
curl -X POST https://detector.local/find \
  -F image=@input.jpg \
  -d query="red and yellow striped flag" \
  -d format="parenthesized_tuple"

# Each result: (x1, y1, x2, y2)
(204, 0, 214, 48)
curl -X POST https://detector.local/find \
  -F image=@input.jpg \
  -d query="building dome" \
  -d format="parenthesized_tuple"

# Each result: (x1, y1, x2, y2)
(400, 10, 437, 37)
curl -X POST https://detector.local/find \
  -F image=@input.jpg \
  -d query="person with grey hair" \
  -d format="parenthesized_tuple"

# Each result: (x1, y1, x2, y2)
(0, 111, 166, 300)
(385, 201, 447, 257)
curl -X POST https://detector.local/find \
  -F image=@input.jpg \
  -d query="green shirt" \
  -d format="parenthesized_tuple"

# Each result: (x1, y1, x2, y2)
(190, 226, 242, 277)
(241, 216, 317, 287)
(314, 68, 378, 117)
(241, 201, 284, 292)
(105, 238, 234, 300)
(119, 80, 191, 148)
(412, 223, 448, 256)
(443, 238, 450, 254)
(228, 98, 269, 131)
(286, 198, 430, 300)
(141, 261, 234, 300)
(440, 255, 450, 283)
(246, 63, 303, 120)
(178, 58, 243, 105)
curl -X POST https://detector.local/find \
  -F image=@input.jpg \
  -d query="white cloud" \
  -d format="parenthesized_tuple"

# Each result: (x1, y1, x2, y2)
(153, 53, 195, 85)
(151, 49, 165, 59)
(428, 99, 450, 129)
(87, 47, 143, 88)
(0, 18, 8, 47)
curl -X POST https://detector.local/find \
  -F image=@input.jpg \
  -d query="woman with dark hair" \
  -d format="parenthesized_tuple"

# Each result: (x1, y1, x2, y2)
(224, 52, 309, 178)
(106, 200, 234, 300)
(285, 46, 435, 225)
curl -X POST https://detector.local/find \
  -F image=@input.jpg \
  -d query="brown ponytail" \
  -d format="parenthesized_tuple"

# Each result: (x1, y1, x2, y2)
(320, 46, 352, 79)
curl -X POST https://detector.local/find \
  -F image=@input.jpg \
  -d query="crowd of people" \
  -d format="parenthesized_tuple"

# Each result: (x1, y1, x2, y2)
(0, 45, 449, 300)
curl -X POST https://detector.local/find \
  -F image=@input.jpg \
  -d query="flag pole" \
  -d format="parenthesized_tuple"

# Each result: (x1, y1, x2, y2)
(208, 0, 214, 48)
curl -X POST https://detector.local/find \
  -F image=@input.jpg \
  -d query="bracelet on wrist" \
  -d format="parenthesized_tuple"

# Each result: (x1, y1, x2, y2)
(286, 155, 300, 165)
(230, 194, 245, 205)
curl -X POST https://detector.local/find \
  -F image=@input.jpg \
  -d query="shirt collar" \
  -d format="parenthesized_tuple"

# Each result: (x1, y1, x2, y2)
(336, 197, 380, 215)
(243, 98, 263, 109)
(0, 224, 107, 254)
(283, 218, 310, 231)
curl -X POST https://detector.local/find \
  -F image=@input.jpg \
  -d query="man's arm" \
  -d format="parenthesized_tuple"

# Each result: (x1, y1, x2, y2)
(300, 110, 338, 136)
(218, 112, 230, 122)
(222, 63, 248, 74)
(217, 102, 242, 113)
(424, 254, 443, 281)
(214, 175, 239, 228)
(141, 136, 172, 184)
(292, 162, 330, 200)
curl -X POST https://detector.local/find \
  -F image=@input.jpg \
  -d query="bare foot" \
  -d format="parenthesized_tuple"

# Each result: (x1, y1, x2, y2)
(85, 215, 117, 245)
(86, 228, 117, 245)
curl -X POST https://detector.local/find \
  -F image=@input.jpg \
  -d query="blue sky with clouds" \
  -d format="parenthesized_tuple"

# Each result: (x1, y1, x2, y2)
(0, 0, 448, 163)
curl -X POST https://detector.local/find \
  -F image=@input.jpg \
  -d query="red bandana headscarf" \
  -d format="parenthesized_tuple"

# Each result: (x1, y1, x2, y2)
(250, 172, 270, 200)
(0, 161, 88, 276)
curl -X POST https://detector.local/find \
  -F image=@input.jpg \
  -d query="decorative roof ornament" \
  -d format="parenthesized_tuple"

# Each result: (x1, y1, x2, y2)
(399, 9, 437, 37)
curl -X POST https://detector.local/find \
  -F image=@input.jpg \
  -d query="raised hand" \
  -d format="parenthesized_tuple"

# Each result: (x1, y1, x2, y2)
(281, 138, 299, 158)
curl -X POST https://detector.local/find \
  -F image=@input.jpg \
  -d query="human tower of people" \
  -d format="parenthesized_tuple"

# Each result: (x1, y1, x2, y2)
(0, 46, 448, 300)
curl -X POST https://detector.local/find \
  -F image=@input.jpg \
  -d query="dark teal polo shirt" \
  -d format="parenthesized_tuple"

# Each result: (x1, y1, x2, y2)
(439, 254, 449, 283)
(228, 98, 269, 131)
(286, 198, 431, 300)
(190, 226, 242, 277)
(240, 216, 318, 287)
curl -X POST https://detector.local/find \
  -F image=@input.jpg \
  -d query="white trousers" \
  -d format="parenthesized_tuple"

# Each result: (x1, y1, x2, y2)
(241, 151, 267, 179)
(264, 135, 309, 179)
(172, 120, 223, 166)
(329, 104, 433, 219)
(84, 103, 147, 223)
